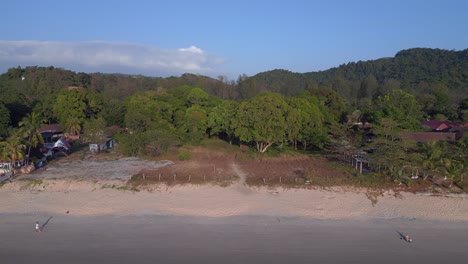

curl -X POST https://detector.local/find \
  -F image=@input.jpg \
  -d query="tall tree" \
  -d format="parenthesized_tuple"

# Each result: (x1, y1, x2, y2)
(374, 89, 423, 129)
(54, 89, 103, 135)
(288, 96, 325, 150)
(207, 100, 238, 144)
(0, 102, 11, 139)
(0, 132, 26, 167)
(184, 105, 208, 144)
(234, 93, 289, 153)
(18, 112, 45, 161)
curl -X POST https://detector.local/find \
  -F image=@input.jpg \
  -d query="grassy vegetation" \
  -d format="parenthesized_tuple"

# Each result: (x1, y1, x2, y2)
(455, 181, 468, 192)
(177, 149, 191, 161)
(17, 178, 44, 187)
(0, 181, 7, 188)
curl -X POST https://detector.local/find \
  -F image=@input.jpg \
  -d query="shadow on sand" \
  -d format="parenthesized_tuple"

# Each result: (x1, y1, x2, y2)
(396, 230, 412, 243)
(40, 216, 53, 231)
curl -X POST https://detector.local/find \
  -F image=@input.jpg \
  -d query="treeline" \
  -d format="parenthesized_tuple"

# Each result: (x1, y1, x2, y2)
(0, 65, 431, 153)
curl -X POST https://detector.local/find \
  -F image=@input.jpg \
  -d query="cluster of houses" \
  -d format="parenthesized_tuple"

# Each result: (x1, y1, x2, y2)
(345, 119, 468, 174)
(0, 123, 115, 182)
(39, 124, 72, 158)
(39, 124, 115, 157)
(401, 120, 467, 142)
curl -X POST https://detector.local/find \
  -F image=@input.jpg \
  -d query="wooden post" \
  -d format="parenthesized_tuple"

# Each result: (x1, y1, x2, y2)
(189, 175, 191, 182)
(142, 174, 146, 180)
(262, 178, 266, 184)
(159, 173, 161, 181)
(203, 175, 206, 182)
(279, 176, 282, 183)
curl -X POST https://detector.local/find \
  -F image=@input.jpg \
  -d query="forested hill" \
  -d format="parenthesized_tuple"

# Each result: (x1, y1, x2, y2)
(0, 67, 233, 125)
(0, 67, 229, 102)
(248, 48, 468, 102)
(1, 48, 467, 111)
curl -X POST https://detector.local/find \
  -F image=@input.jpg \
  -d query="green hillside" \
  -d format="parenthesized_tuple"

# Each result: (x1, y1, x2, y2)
(248, 48, 468, 103)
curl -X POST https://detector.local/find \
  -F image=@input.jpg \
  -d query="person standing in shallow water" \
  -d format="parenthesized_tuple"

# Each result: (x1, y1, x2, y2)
(35, 222, 41, 232)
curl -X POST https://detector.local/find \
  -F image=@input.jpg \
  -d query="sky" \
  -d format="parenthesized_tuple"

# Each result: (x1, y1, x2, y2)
(1, 0, 468, 79)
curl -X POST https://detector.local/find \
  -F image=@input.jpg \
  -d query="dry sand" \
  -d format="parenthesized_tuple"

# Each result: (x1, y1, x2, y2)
(1, 175, 467, 221)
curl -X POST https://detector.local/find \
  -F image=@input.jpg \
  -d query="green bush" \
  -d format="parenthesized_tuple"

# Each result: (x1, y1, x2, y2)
(178, 149, 191, 160)
(115, 129, 181, 157)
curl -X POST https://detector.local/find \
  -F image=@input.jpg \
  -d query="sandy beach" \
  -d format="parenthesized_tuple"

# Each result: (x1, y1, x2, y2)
(1, 178, 467, 220)
(1, 158, 467, 263)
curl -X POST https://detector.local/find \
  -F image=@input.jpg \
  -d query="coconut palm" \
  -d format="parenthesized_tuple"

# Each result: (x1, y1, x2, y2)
(18, 112, 45, 161)
(440, 157, 462, 188)
(454, 139, 468, 183)
(67, 117, 81, 136)
(421, 141, 443, 180)
(0, 133, 26, 168)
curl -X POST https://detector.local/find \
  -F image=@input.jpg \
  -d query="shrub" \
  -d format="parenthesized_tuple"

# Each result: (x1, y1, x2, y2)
(178, 149, 191, 161)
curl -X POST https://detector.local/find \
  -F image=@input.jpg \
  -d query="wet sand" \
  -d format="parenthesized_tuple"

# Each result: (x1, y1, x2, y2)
(1, 214, 467, 264)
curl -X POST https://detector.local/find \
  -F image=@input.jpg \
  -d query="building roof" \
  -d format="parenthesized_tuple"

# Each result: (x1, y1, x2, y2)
(400, 132, 456, 143)
(422, 120, 468, 131)
(39, 124, 62, 134)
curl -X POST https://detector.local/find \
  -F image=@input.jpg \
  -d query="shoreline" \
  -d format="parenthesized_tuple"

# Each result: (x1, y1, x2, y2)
(1, 179, 467, 221)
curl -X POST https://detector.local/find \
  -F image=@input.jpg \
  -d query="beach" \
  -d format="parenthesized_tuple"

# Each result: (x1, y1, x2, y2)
(1, 158, 467, 263)
(0, 178, 467, 220)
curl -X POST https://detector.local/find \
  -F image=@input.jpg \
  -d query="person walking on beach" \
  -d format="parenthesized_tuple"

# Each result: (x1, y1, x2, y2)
(405, 233, 412, 243)
(35, 221, 41, 232)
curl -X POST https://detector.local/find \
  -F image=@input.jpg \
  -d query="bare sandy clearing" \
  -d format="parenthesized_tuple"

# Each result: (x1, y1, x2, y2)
(29, 157, 172, 180)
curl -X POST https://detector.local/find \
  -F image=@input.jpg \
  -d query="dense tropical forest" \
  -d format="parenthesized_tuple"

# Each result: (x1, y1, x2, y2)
(0, 48, 466, 187)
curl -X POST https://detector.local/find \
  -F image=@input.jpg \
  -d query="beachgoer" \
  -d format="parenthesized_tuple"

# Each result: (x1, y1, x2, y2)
(405, 233, 411, 242)
(35, 222, 41, 232)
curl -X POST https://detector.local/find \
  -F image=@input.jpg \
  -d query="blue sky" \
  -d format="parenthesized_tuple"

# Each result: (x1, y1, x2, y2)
(1, 0, 467, 79)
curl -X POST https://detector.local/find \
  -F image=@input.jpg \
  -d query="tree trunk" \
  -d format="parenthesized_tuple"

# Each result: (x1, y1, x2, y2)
(256, 141, 273, 153)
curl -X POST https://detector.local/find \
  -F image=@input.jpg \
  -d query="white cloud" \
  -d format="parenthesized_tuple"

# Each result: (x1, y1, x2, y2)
(0, 40, 225, 76)
(178, 45, 203, 54)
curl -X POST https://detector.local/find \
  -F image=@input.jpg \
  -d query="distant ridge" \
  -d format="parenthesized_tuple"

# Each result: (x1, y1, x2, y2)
(1, 48, 467, 103)
(247, 48, 468, 101)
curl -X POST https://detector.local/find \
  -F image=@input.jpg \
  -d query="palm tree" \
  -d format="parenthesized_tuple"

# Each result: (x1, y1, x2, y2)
(67, 117, 81, 136)
(454, 139, 468, 183)
(421, 141, 443, 180)
(440, 158, 462, 188)
(19, 112, 45, 162)
(0, 133, 26, 169)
